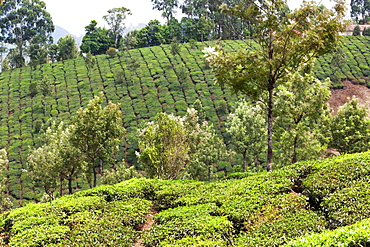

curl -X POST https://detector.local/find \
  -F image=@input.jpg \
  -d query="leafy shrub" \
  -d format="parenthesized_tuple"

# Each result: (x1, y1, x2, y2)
(283, 218, 370, 247)
(322, 181, 370, 228)
(234, 194, 326, 246)
(106, 47, 117, 58)
(9, 225, 69, 247)
(143, 205, 234, 246)
(302, 152, 370, 201)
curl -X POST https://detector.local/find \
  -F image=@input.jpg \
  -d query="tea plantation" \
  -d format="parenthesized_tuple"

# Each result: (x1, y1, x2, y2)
(1, 36, 370, 202)
(1, 151, 370, 246)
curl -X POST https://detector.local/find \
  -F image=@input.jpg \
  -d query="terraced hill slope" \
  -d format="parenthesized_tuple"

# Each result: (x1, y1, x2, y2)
(1, 37, 370, 202)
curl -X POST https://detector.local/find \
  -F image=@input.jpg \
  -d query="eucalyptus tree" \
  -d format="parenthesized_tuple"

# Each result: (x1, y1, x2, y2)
(350, 0, 370, 23)
(0, 0, 54, 67)
(181, 0, 248, 39)
(204, 0, 346, 171)
(151, 0, 179, 23)
(103, 7, 131, 47)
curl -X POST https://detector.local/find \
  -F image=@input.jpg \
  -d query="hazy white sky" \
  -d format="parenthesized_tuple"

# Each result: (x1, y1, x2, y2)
(42, 0, 351, 37)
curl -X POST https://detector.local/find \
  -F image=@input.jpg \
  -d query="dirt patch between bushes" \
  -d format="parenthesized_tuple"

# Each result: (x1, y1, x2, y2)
(328, 80, 370, 115)
(133, 210, 157, 247)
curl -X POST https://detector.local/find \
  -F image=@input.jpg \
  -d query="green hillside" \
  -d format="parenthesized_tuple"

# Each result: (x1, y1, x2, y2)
(1, 151, 370, 246)
(1, 36, 370, 202)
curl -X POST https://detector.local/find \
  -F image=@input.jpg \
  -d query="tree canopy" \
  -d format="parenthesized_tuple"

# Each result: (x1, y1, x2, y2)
(80, 20, 114, 55)
(350, 0, 370, 23)
(204, 0, 346, 171)
(103, 7, 131, 47)
(0, 0, 54, 67)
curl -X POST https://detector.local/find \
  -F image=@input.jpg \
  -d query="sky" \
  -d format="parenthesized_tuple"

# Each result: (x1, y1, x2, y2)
(42, 0, 351, 37)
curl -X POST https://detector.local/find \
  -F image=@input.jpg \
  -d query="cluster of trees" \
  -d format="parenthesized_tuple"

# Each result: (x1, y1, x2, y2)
(0, 0, 54, 69)
(351, 0, 370, 24)
(27, 93, 124, 198)
(137, 101, 231, 181)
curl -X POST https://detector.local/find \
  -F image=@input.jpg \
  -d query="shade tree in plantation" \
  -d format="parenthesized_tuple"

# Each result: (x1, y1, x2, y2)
(27, 43, 48, 70)
(83, 52, 97, 76)
(137, 109, 230, 180)
(57, 35, 79, 61)
(226, 99, 266, 172)
(80, 20, 114, 55)
(274, 64, 332, 166)
(204, 0, 346, 171)
(70, 93, 125, 188)
(151, 0, 179, 23)
(103, 7, 132, 47)
(0, 0, 54, 67)
(37, 75, 52, 113)
(330, 46, 347, 84)
(353, 25, 361, 36)
(137, 112, 190, 179)
(28, 122, 85, 198)
(350, 0, 370, 23)
(329, 96, 370, 154)
(135, 20, 163, 48)
(184, 108, 232, 181)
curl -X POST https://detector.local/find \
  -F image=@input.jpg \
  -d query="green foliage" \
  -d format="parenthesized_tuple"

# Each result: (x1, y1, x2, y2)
(27, 121, 85, 196)
(274, 65, 332, 166)
(226, 99, 266, 172)
(0, 149, 13, 213)
(329, 96, 370, 154)
(57, 35, 79, 61)
(71, 92, 125, 187)
(2, 36, 370, 203)
(138, 109, 230, 180)
(137, 112, 190, 179)
(351, 0, 370, 24)
(143, 209, 234, 246)
(3, 153, 370, 245)
(284, 218, 370, 247)
(101, 161, 141, 185)
(206, 0, 346, 170)
(80, 20, 114, 55)
(106, 47, 117, 58)
(0, 0, 54, 67)
(353, 25, 362, 36)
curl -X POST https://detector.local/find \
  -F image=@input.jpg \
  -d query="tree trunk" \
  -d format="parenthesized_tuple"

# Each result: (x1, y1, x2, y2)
(68, 178, 73, 195)
(292, 134, 299, 164)
(266, 81, 274, 171)
(93, 167, 97, 187)
(59, 177, 63, 197)
(242, 150, 247, 172)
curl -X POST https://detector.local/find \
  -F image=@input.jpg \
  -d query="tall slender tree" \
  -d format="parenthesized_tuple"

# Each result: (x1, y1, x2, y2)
(151, 0, 179, 23)
(204, 0, 345, 171)
(0, 0, 54, 67)
(103, 7, 131, 47)
(351, 0, 370, 23)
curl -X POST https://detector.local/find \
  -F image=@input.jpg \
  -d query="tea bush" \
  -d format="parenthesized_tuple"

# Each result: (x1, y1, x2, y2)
(284, 219, 370, 247)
